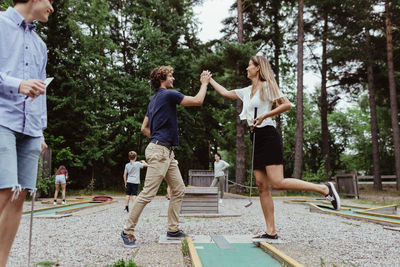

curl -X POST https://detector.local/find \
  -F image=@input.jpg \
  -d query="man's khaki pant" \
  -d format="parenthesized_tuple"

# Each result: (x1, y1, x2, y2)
(124, 142, 185, 234)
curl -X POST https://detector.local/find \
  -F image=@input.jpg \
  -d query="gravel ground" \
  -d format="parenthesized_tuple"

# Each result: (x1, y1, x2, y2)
(7, 195, 400, 267)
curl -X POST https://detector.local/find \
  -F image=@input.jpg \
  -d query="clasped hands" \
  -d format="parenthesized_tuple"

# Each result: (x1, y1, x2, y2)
(200, 70, 212, 84)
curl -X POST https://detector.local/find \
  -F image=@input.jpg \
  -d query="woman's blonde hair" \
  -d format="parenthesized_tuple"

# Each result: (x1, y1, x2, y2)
(250, 56, 282, 102)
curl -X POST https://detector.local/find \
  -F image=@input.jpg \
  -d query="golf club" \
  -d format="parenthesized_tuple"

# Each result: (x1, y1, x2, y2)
(245, 107, 257, 208)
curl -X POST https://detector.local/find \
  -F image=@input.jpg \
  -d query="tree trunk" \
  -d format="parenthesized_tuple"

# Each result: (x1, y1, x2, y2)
(293, 0, 304, 179)
(320, 12, 331, 179)
(272, 0, 282, 136)
(365, 29, 382, 191)
(235, 0, 246, 193)
(385, 0, 400, 190)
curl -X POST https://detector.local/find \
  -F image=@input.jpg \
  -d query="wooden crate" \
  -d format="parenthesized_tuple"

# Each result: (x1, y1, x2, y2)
(335, 172, 359, 199)
(188, 169, 229, 192)
(181, 187, 218, 214)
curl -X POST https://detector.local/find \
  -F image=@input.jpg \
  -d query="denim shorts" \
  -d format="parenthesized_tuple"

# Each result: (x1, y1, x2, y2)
(0, 125, 41, 190)
(55, 174, 66, 185)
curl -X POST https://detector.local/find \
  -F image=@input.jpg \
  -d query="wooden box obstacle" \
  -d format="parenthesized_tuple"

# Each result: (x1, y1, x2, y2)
(188, 169, 229, 192)
(181, 187, 218, 214)
(334, 172, 359, 199)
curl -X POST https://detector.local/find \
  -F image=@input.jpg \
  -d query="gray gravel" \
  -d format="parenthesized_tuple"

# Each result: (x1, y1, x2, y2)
(7, 196, 400, 267)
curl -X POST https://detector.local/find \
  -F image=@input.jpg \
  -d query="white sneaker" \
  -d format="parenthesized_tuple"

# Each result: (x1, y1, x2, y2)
(62, 200, 66, 205)
(53, 201, 57, 205)
(219, 199, 223, 204)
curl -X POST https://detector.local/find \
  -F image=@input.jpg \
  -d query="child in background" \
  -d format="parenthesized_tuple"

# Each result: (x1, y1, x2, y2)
(54, 165, 69, 205)
(123, 151, 148, 212)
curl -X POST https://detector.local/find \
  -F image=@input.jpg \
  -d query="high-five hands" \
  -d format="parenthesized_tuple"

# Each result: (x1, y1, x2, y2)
(200, 70, 212, 84)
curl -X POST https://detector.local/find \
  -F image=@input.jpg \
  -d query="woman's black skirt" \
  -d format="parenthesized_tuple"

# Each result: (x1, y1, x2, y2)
(250, 125, 283, 170)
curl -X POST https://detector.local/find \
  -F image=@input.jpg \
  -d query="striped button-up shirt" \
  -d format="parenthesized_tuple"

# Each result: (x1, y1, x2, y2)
(0, 7, 47, 137)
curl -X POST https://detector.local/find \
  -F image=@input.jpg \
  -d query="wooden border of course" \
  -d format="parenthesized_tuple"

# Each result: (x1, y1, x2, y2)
(186, 237, 202, 267)
(258, 242, 304, 267)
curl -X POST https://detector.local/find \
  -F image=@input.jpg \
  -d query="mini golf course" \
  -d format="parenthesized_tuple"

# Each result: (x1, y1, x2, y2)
(284, 199, 400, 227)
(186, 235, 303, 267)
(23, 198, 116, 216)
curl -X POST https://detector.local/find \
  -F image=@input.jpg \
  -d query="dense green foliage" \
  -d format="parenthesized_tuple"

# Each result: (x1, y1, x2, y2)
(0, 0, 398, 192)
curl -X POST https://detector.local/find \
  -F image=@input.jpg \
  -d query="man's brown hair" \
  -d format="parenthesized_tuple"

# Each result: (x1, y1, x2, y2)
(150, 66, 173, 90)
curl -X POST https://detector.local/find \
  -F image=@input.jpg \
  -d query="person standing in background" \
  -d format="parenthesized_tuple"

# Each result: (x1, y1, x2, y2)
(211, 152, 229, 204)
(53, 165, 68, 205)
(123, 151, 148, 212)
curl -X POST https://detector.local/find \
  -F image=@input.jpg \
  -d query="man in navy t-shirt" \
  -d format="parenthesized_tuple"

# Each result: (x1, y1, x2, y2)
(121, 66, 211, 247)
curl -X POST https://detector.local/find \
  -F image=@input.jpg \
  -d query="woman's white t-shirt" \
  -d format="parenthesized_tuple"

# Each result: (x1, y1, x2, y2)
(234, 83, 285, 128)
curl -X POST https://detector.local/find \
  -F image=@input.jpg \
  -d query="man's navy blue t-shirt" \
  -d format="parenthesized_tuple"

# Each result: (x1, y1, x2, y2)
(146, 88, 184, 146)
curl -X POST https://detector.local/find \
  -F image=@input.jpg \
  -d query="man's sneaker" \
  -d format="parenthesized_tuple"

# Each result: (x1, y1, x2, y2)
(252, 232, 278, 242)
(325, 182, 341, 210)
(166, 229, 186, 240)
(62, 200, 66, 205)
(53, 200, 57, 205)
(124, 206, 129, 213)
(121, 232, 137, 248)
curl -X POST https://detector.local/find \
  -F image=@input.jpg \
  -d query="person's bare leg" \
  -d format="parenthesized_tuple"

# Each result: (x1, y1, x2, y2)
(0, 189, 27, 266)
(254, 169, 276, 236)
(53, 184, 59, 202)
(125, 195, 130, 207)
(131, 195, 136, 206)
(266, 165, 329, 195)
(0, 188, 12, 215)
(61, 183, 66, 201)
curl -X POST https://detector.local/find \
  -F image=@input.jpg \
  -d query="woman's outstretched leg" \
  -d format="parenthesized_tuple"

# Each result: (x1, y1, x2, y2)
(267, 165, 328, 194)
(266, 165, 340, 210)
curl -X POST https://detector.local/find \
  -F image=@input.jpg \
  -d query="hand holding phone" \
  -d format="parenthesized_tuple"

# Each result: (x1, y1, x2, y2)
(27, 77, 53, 103)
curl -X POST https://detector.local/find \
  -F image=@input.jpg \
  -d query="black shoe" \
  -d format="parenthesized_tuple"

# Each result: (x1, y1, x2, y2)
(124, 206, 129, 213)
(325, 182, 341, 210)
(252, 232, 278, 242)
(166, 229, 186, 240)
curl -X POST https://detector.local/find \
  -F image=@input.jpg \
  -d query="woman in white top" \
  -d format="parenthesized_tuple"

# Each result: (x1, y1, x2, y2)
(207, 55, 340, 240)
(211, 152, 229, 203)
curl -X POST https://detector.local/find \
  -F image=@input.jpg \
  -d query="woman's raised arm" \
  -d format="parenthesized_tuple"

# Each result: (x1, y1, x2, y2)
(209, 77, 239, 100)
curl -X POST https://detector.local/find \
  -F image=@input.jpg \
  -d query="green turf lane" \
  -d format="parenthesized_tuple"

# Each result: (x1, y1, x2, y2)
(195, 243, 282, 267)
(29, 202, 97, 215)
